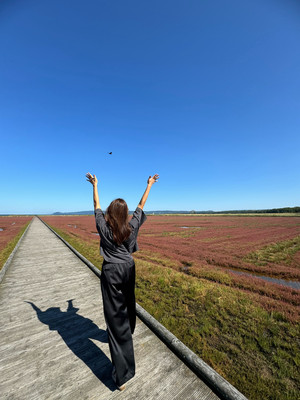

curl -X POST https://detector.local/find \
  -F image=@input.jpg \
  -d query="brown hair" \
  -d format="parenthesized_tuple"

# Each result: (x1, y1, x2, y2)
(105, 198, 132, 245)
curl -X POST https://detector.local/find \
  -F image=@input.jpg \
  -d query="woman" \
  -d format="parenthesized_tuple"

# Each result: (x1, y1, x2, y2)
(86, 172, 159, 391)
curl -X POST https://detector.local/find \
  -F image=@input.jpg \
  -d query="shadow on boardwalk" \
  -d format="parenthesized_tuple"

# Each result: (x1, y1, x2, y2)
(26, 299, 116, 392)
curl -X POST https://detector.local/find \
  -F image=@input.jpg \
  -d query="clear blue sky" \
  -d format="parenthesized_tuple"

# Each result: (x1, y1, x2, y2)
(1, 0, 299, 214)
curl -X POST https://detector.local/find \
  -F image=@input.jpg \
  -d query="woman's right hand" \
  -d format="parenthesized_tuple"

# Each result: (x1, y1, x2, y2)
(86, 172, 98, 186)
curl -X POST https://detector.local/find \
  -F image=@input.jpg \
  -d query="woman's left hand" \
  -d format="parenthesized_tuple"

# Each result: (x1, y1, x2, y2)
(86, 172, 98, 186)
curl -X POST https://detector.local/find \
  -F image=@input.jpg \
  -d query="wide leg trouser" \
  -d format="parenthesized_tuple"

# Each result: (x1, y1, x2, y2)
(100, 260, 136, 387)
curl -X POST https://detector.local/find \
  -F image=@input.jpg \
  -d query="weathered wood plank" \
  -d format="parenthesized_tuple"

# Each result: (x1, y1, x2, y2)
(0, 217, 220, 399)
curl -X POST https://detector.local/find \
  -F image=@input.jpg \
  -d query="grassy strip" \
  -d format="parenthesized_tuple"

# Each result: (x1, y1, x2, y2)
(244, 235, 300, 266)
(46, 224, 299, 400)
(0, 222, 31, 270)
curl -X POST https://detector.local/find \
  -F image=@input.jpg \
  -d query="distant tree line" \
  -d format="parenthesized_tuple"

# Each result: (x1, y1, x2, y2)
(253, 206, 300, 214)
(189, 206, 300, 214)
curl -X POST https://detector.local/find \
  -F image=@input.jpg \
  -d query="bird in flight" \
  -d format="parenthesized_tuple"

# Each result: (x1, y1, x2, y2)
(108, 152, 112, 155)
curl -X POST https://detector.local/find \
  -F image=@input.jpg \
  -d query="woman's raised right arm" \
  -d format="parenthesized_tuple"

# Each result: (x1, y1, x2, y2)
(138, 174, 159, 210)
(86, 172, 100, 210)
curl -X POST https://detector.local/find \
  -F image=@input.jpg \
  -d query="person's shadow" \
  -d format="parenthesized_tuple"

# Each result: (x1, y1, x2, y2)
(25, 299, 116, 391)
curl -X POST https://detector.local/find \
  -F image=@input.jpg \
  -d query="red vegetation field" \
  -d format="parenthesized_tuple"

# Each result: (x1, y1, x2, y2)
(139, 215, 300, 276)
(42, 214, 300, 276)
(0, 216, 32, 253)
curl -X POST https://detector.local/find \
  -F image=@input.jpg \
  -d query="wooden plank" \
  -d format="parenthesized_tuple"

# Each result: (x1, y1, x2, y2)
(0, 217, 220, 400)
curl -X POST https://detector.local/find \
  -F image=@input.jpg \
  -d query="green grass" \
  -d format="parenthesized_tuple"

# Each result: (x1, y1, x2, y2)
(0, 222, 31, 270)
(244, 235, 300, 266)
(47, 224, 300, 400)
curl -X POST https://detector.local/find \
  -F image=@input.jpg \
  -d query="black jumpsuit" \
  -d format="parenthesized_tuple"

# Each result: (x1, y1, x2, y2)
(95, 207, 147, 387)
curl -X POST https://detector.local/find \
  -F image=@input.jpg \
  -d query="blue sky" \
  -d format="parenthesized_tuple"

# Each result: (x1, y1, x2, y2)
(1, 0, 299, 214)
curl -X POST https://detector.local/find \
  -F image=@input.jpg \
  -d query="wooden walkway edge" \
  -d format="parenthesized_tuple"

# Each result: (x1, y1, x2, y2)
(0, 217, 247, 400)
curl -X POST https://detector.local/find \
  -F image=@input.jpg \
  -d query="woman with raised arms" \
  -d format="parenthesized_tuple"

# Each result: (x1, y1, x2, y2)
(86, 172, 159, 391)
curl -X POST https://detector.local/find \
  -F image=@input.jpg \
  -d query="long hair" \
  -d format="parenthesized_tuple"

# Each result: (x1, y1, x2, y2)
(105, 198, 132, 245)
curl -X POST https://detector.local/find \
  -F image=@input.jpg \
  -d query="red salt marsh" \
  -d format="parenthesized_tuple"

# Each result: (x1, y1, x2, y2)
(138, 215, 300, 279)
(0, 216, 32, 253)
(42, 214, 300, 280)
(0, 216, 32, 269)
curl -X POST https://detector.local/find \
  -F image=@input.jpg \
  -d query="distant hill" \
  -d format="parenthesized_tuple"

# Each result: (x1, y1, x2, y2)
(52, 206, 300, 215)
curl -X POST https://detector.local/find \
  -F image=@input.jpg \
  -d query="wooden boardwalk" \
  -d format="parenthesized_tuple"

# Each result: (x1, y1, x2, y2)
(0, 217, 221, 400)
